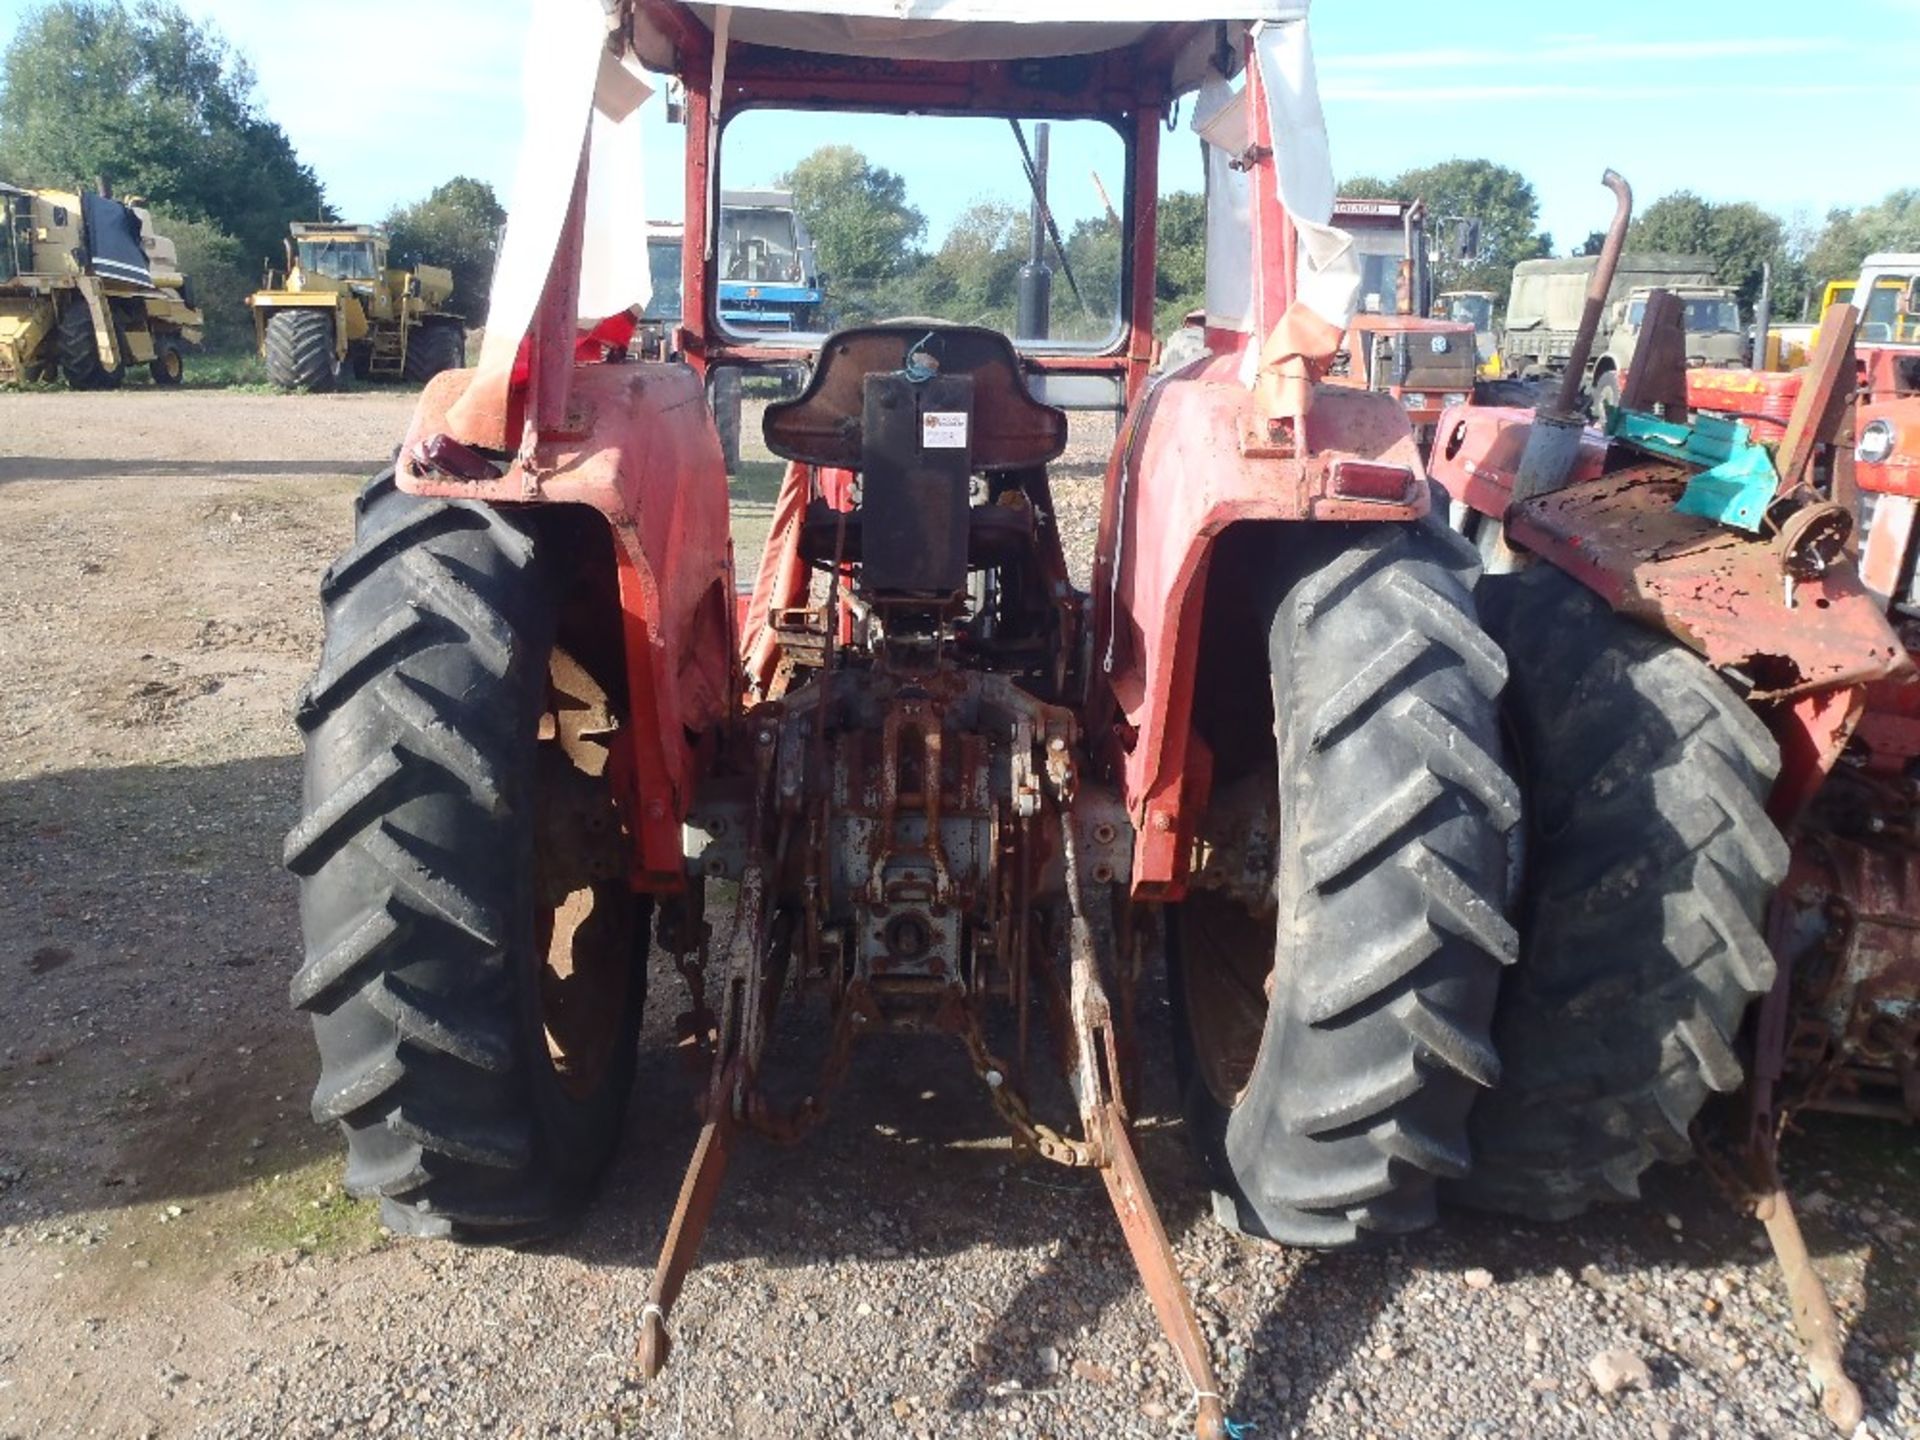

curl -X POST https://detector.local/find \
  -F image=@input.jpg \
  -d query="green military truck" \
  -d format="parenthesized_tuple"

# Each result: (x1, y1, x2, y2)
(1500, 253, 1746, 417)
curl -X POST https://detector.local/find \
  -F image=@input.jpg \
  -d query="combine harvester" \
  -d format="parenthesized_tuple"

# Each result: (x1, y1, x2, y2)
(281, 5, 1902, 1434)
(0, 181, 203, 388)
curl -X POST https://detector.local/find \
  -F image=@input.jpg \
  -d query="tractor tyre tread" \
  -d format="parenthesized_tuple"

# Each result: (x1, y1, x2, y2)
(1455, 564, 1786, 1221)
(56, 298, 123, 390)
(288, 470, 640, 1241)
(403, 323, 464, 385)
(266, 309, 340, 392)
(1181, 522, 1519, 1248)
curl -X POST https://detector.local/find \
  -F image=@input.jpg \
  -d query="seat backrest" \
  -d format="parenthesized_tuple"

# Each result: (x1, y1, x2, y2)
(762, 324, 1068, 472)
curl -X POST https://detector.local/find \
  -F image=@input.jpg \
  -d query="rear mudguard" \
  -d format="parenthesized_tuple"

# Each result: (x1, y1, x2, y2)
(1091, 356, 1428, 898)
(396, 361, 737, 890)
(1428, 401, 1914, 820)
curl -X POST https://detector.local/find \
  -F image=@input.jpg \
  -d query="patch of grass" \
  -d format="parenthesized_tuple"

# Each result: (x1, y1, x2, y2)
(182, 350, 272, 391)
(729, 459, 786, 568)
(237, 1153, 385, 1258)
(730, 458, 786, 507)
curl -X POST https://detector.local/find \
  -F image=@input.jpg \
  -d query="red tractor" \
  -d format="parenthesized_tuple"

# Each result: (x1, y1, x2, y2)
(282, 4, 1920, 1425)
(1327, 196, 1480, 449)
(1429, 175, 1918, 1433)
(286, 6, 1519, 1434)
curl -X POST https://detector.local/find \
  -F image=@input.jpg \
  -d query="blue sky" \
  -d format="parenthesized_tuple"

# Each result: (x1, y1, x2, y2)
(1, 0, 1915, 252)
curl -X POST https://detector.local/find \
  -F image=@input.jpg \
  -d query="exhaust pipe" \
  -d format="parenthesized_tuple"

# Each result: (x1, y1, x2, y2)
(1513, 170, 1633, 504)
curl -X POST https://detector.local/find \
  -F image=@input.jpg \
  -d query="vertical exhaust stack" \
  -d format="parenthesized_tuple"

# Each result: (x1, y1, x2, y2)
(1016, 121, 1053, 342)
(1512, 170, 1633, 504)
(1752, 260, 1773, 371)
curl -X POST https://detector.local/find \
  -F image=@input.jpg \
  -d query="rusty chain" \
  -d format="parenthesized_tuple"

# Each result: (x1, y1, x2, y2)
(954, 999, 1101, 1168)
(743, 980, 865, 1146)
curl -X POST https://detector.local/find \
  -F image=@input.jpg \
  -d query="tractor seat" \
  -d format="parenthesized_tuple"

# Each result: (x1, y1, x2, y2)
(762, 324, 1068, 473)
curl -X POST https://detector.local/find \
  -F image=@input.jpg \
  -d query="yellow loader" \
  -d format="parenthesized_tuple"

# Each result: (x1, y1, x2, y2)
(247, 223, 464, 391)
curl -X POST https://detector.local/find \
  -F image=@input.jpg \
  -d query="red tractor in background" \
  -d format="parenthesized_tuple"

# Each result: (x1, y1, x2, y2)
(1430, 173, 1917, 1433)
(1328, 196, 1480, 448)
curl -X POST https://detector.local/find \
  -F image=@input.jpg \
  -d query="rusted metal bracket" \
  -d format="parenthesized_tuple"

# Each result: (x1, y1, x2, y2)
(1061, 829, 1230, 1440)
(635, 1090, 737, 1379)
(634, 735, 782, 1382)
(1725, 902, 1868, 1435)
(1752, 1179, 1864, 1433)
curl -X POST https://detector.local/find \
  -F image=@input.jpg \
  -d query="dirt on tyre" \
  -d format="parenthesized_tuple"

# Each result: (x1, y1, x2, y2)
(265, 309, 341, 392)
(1455, 561, 1787, 1221)
(285, 472, 648, 1239)
(56, 297, 124, 390)
(1169, 523, 1520, 1247)
(403, 324, 465, 385)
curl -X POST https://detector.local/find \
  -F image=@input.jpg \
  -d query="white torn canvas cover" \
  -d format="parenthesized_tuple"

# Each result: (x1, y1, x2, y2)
(1253, 20, 1355, 333)
(464, 0, 653, 432)
(1194, 20, 1356, 338)
(676, 2, 1306, 64)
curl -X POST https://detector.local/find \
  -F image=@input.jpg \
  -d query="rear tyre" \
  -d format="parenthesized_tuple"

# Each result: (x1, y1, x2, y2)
(149, 340, 184, 387)
(286, 471, 647, 1239)
(265, 309, 341, 392)
(56, 298, 125, 390)
(1455, 563, 1787, 1220)
(403, 324, 464, 384)
(1170, 524, 1520, 1246)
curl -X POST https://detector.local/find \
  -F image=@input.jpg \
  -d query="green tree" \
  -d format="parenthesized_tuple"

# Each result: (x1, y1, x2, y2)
(782, 145, 925, 291)
(386, 176, 505, 322)
(0, 1, 328, 265)
(1059, 212, 1122, 343)
(915, 199, 1028, 330)
(1802, 189, 1920, 295)
(1338, 175, 1397, 200)
(151, 209, 250, 350)
(1151, 190, 1206, 334)
(1627, 189, 1788, 312)
(1390, 158, 1547, 297)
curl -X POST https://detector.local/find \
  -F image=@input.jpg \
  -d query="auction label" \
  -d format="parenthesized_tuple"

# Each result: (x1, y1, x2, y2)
(922, 412, 969, 450)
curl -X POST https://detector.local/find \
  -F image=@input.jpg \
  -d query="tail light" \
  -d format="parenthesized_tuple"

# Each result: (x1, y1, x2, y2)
(1331, 460, 1417, 504)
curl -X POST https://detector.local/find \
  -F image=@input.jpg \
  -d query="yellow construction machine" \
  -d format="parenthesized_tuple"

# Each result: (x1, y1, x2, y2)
(246, 222, 464, 391)
(0, 181, 205, 388)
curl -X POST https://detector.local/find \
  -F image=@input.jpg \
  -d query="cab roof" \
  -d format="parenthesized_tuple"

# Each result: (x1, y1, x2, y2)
(634, 0, 1308, 91)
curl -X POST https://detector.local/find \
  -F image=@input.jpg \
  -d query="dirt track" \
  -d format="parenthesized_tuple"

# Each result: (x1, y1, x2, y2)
(0, 390, 1915, 1440)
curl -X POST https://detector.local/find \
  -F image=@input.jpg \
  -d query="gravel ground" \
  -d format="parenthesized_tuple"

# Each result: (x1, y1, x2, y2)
(0, 389, 1915, 1440)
